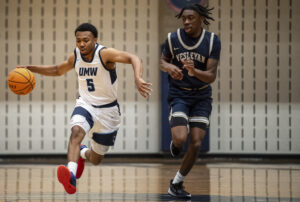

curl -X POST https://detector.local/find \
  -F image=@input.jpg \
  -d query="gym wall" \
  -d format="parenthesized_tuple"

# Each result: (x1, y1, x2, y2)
(0, 0, 160, 154)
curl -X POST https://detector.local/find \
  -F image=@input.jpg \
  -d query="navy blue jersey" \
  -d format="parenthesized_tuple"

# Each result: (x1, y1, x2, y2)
(162, 28, 221, 90)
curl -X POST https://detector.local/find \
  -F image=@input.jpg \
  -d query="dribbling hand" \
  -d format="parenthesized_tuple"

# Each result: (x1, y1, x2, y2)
(167, 64, 183, 80)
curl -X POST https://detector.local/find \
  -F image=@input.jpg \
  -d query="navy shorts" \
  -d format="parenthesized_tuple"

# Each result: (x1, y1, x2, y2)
(168, 86, 212, 128)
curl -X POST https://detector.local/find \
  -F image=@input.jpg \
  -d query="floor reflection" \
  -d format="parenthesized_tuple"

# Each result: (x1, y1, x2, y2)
(0, 163, 299, 201)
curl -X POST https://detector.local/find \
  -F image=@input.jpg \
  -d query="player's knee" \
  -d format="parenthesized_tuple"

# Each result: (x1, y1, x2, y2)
(189, 133, 205, 151)
(171, 117, 188, 147)
(70, 126, 85, 142)
(71, 125, 83, 134)
(89, 142, 108, 165)
(90, 158, 102, 165)
(173, 135, 187, 147)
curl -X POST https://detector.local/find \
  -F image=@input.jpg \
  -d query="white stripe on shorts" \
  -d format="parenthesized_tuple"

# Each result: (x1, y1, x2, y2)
(189, 116, 209, 126)
(171, 112, 189, 121)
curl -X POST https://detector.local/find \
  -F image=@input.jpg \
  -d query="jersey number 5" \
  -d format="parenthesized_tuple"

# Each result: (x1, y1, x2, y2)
(86, 78, 95, 92)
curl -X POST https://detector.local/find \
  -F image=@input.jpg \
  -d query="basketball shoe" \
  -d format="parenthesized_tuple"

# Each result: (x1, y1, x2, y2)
(57, 165, 76, 194)
(168, 180, 191, 199)
(76, 144, 87, 179)
(170, 141, 182, 157)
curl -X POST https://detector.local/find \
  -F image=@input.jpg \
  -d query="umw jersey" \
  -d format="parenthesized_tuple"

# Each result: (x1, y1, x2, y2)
(163, 28, 221, 89)
(74, 43, 118, 106)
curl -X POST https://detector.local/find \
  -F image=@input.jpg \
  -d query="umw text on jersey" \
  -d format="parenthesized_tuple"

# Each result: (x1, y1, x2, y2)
(79, 67, 98, 76)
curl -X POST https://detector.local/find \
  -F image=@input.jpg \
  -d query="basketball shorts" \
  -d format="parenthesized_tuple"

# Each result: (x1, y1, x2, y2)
(70, 97, 121, 155)
(168, 96, 212, 129)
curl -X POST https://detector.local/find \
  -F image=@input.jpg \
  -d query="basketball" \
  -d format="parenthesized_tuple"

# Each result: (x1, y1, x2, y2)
(8, 68, 36, 95)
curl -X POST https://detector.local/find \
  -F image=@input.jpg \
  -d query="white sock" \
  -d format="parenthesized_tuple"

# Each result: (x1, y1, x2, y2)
(172, 171, 185, 184)
(67, 161, 78, 175)
(80, 147, 89, 159)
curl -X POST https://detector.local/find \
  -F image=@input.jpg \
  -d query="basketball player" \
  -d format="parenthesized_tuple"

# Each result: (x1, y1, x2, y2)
(17, 23, 152, 194)
(160, 4, 221, 199)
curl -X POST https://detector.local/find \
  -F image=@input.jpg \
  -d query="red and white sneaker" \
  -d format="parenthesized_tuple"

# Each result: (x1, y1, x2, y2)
(76, 144, 87, 179)
(57, 165, 76, 194)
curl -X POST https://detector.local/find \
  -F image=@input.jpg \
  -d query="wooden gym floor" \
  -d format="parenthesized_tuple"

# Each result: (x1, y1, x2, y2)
(0, 158, 300, 202)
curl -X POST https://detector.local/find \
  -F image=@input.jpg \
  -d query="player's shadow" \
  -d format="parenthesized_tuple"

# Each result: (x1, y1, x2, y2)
(159, 194, 210, 201)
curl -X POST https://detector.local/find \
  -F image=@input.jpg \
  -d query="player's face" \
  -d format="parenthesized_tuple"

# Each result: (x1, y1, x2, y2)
(181, 9, 203, 37)
(75, 31, 97, 56)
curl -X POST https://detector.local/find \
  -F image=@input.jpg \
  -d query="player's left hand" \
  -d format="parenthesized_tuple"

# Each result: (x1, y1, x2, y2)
(181, 59, 195, 76)
(135, 78, 152, 98)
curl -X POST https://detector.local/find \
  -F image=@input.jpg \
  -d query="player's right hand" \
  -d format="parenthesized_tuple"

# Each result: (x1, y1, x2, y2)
(135, 77, 152, 99)
(167, 64, 183, 80)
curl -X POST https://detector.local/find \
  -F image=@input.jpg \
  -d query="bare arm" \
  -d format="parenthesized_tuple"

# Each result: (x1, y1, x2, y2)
(101, 48, 152, 98)
(17, 55, 75, 76)
(159, 54, 183, 80)
(182, 58, 219, 83)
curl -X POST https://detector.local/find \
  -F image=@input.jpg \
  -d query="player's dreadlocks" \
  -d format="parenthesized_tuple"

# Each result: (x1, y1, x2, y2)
(176, 4, 214, 25)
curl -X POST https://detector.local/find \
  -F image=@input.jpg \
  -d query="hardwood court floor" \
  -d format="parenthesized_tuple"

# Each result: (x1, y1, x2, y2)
(0, 160, 300, 202)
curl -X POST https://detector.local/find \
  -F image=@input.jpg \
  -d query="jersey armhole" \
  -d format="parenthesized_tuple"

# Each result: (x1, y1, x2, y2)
(209, 32, 215, 57)
(99, 47, 114, 71)
(167, 32, 174, 59)
(73, 48, 77, 67)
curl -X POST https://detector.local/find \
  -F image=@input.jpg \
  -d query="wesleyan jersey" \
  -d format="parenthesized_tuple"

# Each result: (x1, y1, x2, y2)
(163, 28, 221, 89)
(74, 43, 118, 106)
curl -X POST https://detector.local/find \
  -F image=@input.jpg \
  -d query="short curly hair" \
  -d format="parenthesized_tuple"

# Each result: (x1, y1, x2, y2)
(75, 23, 98, 38)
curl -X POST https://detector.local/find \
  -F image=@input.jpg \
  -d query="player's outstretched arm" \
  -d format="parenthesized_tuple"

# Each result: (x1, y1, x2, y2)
(101, 48, 152, 98)
(17, 55, 75, 76)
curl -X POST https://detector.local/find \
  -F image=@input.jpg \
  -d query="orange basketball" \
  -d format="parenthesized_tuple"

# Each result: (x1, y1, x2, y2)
(8, 68, 36, 95)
